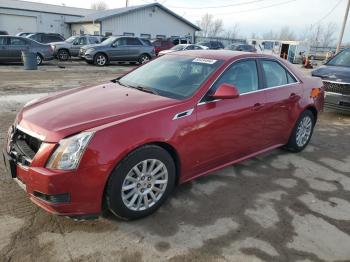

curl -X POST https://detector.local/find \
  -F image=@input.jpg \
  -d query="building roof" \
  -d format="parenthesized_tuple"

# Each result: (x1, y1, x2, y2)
(0, 0, 94, 16)
(67, 3, 200, 31)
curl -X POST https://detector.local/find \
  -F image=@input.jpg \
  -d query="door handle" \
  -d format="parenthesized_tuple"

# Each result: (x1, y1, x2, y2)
(252, 103, 264, 111)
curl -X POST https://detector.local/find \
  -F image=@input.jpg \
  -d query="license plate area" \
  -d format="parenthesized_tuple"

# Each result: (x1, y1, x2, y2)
(3, 151, 17, 178)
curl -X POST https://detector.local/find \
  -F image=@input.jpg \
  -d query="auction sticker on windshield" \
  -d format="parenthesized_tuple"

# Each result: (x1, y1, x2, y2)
(192, 58, 217, 64)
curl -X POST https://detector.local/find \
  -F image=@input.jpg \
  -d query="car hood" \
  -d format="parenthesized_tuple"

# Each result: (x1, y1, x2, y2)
(17, 83, 180, 142)
(82, 43, 107, 50)
(312, 65, 350, 83)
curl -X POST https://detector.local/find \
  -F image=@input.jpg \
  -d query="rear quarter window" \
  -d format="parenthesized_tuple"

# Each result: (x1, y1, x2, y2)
(261, 60, 297, 88)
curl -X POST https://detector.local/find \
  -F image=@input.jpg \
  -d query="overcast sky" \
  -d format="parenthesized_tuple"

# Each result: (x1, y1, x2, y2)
(25, 0, 350, 42)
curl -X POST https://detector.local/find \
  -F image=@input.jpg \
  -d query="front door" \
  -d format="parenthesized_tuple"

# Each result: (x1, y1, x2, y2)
(188, 59, 268, 177)
(109, 37, 132, 61)
(0, 36, 8, 62)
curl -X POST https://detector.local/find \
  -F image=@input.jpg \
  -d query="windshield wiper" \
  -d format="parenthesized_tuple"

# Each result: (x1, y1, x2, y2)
(129, 85, 158, 95)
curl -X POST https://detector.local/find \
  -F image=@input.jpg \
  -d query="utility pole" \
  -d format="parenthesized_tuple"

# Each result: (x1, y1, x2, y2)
(336, 0, 350, 53)
(126, 0, 129, 7)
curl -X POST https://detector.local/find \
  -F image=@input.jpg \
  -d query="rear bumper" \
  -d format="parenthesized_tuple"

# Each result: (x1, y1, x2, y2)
(324, 92, 350, 112)
(3, 149, 109, 217)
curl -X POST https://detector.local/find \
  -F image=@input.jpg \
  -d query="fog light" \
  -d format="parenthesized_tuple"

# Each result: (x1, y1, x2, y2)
(33, 191, 70, 203)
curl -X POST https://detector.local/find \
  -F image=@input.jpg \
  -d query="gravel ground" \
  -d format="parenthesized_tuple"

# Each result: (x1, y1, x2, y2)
(0, 61, 350, 262)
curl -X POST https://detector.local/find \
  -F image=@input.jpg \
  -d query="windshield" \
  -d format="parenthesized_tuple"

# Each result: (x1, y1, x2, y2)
(101, 36, 117, 45)
(171, 45, 186, 51)
(119, 55, 223, 100)
(65, 36, 78, 43)
(327, 49, 350, 67)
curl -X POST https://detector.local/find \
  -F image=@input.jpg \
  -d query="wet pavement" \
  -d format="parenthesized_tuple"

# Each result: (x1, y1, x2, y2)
(0, 62, 350, 262)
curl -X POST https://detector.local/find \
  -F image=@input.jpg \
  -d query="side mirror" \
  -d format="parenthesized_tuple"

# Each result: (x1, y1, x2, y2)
(211, 83, 240, 99)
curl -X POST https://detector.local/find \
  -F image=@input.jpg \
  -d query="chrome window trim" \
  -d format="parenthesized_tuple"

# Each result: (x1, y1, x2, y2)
(197, 56, 301, 106)
(16, 125, 45, 141)
(323, 80, 350, 85)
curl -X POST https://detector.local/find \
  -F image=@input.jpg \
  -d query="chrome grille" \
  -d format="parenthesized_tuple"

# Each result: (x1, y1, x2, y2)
(323, 81, 350, 95)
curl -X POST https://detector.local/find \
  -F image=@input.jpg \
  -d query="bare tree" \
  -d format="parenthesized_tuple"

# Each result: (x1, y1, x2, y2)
(91, 1, 108, 10)
(262, 30, 278, 40)
(196, 13, 224, 37)
(278, 26, 296, 40)
(224, 24, 240, 39)
(321, 22, 337, 47)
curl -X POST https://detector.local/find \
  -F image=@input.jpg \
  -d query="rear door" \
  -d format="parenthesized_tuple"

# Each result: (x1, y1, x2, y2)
(258, 59, 302, 146)
(192, 59, 267, 175)
(8, 37, 28, 62)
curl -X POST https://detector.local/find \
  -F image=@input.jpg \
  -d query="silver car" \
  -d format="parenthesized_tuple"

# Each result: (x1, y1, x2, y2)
(0, 35, 54, 65)
(80, 36, 156, 66)
(51, 35, 102, 61)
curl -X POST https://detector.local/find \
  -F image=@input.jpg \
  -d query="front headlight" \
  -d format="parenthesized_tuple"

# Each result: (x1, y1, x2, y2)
(46, 132, 94, 170)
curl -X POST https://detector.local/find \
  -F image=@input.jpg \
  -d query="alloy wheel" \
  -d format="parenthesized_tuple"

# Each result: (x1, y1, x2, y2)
(140, 55, 150, 64)
(121, 159, 168, 211)
(296, 115, 312, 147)
(96, 55, 107, 66)
(58, 50, 69, 61)
(36, 55, 42, 65)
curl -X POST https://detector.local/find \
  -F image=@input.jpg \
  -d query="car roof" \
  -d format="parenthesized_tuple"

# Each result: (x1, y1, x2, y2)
(169, 50, 264, 61)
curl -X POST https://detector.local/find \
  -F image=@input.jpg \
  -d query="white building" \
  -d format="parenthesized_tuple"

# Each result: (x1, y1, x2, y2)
(0, 0, 94, 37)
(67, 3, 200, 42)
(0, 1, 200, 41)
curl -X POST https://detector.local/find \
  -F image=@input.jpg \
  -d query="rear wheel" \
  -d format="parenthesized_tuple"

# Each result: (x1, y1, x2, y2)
(36, 54, 43, 65)
(106, 145, 175, 220)
(285, 110, 315, 152)
(94, 53, 108, 66)
(57, 49, 70, 61)
(138, 54, 151, 64)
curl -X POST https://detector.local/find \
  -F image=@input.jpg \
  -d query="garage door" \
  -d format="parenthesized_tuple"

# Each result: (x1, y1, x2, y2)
(0, 14, 37, 34)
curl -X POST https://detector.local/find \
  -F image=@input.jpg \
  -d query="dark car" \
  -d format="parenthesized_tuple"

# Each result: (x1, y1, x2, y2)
(80, 36, 156, 66)
(0, 30, 8, 35)
(151, 38, 174, 55)
(196, 40, 224, 50)
(226, 43, 257, 53)
(27, 33, 65, 44)
(3, 51, 324, 220)
(312, 48, 350, 112)
(51, 35, 104, 61)
(0, 36, 54, 65)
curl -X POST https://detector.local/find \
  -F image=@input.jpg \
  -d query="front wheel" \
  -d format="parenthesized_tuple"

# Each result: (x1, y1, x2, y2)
(57, 49, 70, 61)
(285, 110, 315, 152)
(106, 145, 176, 220)
(94, 53, 108, 66)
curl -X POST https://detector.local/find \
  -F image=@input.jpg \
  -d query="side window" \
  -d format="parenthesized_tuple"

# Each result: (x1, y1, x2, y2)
(77, 37, 87, 45)
(0, 37, 7, 45)
(115, 38, 126, 46)
(10, 38, 26, 45)
(186, 45, 194, 50)
(126, 38, 142, 45)
(261, 60, 296, 88)
(211, 60, 259, 95)
(89, 37, 99, 44)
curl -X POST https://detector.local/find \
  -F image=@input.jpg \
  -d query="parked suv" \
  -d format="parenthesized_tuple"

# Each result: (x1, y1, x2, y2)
(0, 36, 54, 65)
(151, 38, 174, 55)
(51, 35, 103, 61)
(27, 33, 65, 44)
(80, 36, 156, 66)
(196, 40, 224, 50)
(312, 48, 350, 112)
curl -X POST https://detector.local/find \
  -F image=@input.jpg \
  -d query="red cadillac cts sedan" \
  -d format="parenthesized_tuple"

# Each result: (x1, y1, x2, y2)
(3, 51, 324, 220)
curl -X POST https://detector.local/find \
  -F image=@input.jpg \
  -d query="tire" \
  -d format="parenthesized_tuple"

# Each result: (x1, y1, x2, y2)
(94, 53, 108, 66)
(138, 54, 151, 64)
(36, 54, 43, 65)
(285, 110, 315, 152)
(57, 49, 70, 61)
(106, 145, 176, 220)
